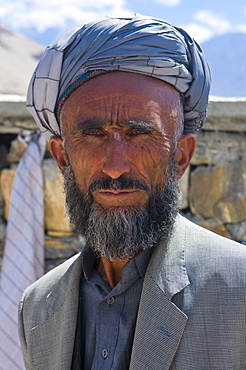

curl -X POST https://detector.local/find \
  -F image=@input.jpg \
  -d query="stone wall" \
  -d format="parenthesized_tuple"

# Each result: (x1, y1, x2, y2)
(0, 96, 246, 273)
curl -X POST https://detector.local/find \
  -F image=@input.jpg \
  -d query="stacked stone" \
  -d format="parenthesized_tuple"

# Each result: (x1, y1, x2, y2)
(0, 97, 246, 274)
(188, 99, 246, 242)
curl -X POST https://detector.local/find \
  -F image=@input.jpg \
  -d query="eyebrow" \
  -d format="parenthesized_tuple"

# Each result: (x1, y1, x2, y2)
(75, 119, 105, 132)
(73, 118, 155, 132)
(128, 120, 153, 130)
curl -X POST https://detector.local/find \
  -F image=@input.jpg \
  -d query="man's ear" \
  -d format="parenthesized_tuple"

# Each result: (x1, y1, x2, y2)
(174, 134, 196, 179)
(48, 136, 67, 172)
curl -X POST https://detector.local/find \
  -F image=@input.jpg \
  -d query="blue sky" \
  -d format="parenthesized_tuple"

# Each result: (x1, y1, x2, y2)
(1, 0, 246, 45)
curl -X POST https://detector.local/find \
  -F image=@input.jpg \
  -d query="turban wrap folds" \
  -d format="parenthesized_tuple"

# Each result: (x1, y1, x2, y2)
(26, 14, 211, 140)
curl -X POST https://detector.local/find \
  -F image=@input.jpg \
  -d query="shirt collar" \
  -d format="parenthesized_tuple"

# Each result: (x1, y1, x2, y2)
(81, 246, 153, 287)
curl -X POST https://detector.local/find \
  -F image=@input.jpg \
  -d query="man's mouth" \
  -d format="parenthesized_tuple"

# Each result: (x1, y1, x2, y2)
(98, 189, 138, 195)
(92, 188, 149, 207)
(88, 175, 150, 194)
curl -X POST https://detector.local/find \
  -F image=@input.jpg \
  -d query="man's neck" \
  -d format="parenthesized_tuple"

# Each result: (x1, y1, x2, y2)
(96, 256, 130, 289)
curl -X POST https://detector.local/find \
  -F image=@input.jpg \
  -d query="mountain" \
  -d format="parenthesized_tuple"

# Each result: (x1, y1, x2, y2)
(202, 33, 246, 97)
(0, 25, 44, 95)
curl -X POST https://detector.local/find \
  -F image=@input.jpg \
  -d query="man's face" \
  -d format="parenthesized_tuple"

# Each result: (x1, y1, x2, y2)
(50, 72, 195, 259)
(60, 72, 184, 202)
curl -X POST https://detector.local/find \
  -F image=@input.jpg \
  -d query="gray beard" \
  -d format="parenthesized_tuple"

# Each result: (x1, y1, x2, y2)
(63, 157, 180, 260)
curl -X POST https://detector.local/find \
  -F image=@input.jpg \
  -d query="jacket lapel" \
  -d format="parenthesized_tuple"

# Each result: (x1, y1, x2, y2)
(130, 215, 190, 370)
(29, 254, 82, 370)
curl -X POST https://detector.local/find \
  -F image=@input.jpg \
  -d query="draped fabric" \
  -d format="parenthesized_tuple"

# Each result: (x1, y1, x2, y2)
(0, 130, 45, 370)
(26, 14, 211, 141)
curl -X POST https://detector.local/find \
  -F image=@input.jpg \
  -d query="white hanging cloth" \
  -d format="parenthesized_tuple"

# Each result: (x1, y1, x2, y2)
(0, 130, 46, 369)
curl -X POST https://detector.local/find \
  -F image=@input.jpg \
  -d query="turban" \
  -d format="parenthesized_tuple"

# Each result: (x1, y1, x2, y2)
(26, 14, 211, 141)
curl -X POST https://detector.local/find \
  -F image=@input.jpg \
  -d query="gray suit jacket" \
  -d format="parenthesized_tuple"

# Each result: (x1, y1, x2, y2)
(18, 215, 246, 369)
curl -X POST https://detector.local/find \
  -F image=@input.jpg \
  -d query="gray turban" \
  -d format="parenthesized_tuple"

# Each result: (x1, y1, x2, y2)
(26, 14, 211, 141)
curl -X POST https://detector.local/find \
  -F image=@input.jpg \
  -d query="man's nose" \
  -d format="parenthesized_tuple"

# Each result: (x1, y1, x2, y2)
(102, 133, 131, 179)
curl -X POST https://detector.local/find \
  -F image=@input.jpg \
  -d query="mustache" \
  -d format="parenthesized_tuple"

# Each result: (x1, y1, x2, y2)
(88, 175, 151, 194)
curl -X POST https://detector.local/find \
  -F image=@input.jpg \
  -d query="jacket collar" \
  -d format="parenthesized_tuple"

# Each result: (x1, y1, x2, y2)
(130, 215, 190, 369)
(148, 214, 190, 298)
(46, 252, 82, 312)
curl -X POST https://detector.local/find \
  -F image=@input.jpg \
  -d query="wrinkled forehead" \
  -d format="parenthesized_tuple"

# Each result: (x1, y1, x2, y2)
(61, 71, 183, 108)
(60, 71, 184, 135)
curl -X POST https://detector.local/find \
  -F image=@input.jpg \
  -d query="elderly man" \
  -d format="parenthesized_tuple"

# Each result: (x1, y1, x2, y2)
(19, 15, 246, 370)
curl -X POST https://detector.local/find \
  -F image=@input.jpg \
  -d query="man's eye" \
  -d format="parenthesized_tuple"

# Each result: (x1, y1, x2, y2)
(84, 130, 104, 136)
(129, 128, 150, 136)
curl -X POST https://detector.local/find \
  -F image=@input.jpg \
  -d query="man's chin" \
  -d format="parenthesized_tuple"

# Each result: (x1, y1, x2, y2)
(93, 203, 147, 212)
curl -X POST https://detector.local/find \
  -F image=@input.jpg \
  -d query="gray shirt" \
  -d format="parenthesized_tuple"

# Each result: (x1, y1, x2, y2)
(79, 247, 152, 370)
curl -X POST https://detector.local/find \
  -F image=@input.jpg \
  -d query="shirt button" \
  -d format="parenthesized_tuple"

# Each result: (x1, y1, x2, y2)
(102, 349, 108, 358)
(107, 296, 115, 305)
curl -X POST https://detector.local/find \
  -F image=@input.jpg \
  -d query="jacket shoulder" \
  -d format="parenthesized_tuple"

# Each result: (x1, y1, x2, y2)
(23, 252, 82, 300)
(181, 216, 246, 284)
(19, 252, 82, 329)
(18, 253, 82, 369)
